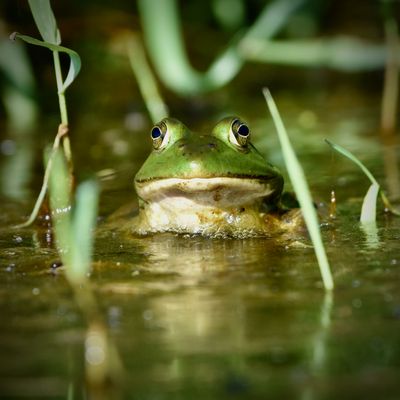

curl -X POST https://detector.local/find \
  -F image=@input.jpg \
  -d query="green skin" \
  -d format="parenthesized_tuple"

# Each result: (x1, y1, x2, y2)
(135, 117, 283, 192)
(133, 117, 287, 236)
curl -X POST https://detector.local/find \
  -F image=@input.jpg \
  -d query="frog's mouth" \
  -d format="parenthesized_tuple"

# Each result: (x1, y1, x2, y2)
(135, 177, 279, 207)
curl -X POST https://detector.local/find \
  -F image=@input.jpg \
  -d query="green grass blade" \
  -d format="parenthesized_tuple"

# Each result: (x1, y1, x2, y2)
(325, 139, 378, 185)
(325, 139, 400, 217)
(263, 88, 334, 291)
(11, 33, 81, 92)
(27, 0, 60, 45)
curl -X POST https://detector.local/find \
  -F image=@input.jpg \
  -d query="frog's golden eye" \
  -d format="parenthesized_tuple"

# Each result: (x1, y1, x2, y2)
(151, 121, 168, 150)
(230, 118, 250, 147)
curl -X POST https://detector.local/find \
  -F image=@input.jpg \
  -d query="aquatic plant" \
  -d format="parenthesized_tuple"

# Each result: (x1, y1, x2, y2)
(11, 0, 81, 227)
(264, 89, 334, 291)
(48, 150, 123, 394)
(138, 0, 392, 96)
(137, 0, 305, 95)
(325, 140, 400, 221)
(10, 4, 122, 393)
(127, 35, 169, 123)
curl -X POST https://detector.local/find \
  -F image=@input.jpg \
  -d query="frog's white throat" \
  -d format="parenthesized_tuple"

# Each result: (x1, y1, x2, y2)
(134, 177, 277, 236)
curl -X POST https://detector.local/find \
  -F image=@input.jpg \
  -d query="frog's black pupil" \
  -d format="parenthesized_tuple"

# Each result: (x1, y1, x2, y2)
(238, 124, 249, 137)
(151, 126, 162, 139)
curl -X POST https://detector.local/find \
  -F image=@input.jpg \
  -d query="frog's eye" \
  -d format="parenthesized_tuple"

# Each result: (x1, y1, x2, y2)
(150, 121, 169, 150)
(230, 119, 250, 147)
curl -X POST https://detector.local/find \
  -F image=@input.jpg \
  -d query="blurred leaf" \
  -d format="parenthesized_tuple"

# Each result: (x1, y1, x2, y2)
(127, 35, 168, 123)
(70, 180, 99, 280)
(48, 149, 99, 285)
(264, 88, 334, 291)
(48, 148, 72, 258)
(27, 0, 60, 45)
(11, 33, 81, 92)
(138, 0, 305, 95)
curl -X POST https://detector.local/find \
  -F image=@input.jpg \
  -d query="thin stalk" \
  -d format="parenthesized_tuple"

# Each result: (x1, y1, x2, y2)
(53, 50, 68, 124)
(53, 50, 72, 163)
(127, 35, 168, 123)
(381, 18, 399, 134)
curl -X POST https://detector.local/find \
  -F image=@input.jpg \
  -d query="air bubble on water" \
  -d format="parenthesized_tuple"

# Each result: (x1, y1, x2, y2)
(6, 263, 16, 272)
(13, 235, 23, 244)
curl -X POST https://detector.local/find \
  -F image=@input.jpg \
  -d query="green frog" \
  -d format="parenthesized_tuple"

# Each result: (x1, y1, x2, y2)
(133, 117, 300, 238)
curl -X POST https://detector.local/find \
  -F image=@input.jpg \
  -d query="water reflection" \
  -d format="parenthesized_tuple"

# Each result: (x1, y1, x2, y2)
(95, 232, 338, 397)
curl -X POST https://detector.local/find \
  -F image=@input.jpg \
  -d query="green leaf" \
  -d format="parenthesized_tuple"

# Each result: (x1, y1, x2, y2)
(263, 88, 334, 291)
(28, 0, 60, 45)
(11, 33, 81, 92)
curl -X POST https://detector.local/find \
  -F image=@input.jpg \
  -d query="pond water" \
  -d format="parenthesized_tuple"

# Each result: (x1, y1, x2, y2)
(1, 83, 400, 399)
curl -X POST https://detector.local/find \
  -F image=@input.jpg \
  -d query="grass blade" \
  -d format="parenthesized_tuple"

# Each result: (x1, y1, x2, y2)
(325, 140, 378, 185)
(11, 33, 81, 92)
(263, 88, 334, 291)
(27, 0, 60, 45)
(325, 139, 400, 217)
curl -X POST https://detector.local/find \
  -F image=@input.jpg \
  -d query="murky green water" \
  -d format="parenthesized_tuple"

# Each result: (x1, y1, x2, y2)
(1, 92, 400, 399)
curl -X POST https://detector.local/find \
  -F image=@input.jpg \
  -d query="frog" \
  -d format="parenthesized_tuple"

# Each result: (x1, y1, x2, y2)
(132, 116, 301, 238)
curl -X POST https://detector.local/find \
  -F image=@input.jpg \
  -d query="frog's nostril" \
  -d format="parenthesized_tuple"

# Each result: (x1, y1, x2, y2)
(207, 143, 216, 149)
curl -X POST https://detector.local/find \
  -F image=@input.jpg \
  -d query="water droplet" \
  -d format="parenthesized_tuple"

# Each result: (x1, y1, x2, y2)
(13, 235, 23, 244)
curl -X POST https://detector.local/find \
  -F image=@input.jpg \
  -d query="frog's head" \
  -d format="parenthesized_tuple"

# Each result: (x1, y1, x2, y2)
(134, 117, 283, 207)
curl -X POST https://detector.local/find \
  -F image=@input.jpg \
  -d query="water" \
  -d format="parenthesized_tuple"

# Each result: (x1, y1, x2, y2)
(1, 150, 400, 399)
